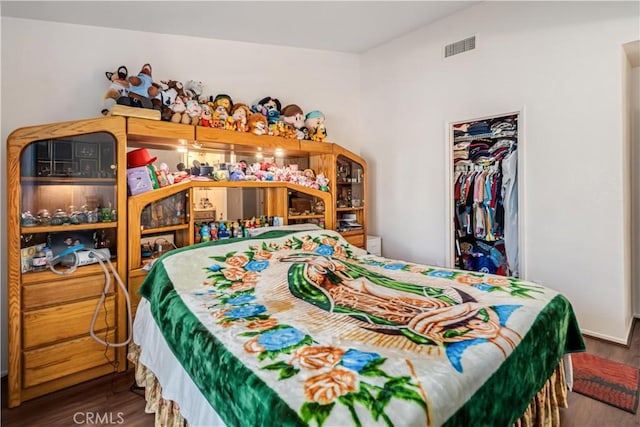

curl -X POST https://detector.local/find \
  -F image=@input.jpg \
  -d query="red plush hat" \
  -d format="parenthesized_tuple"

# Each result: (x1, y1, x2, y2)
(127, 148, 157, 168)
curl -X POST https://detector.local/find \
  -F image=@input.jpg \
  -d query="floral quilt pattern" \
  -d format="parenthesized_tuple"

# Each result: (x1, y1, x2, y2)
(150, 229, 579, 427)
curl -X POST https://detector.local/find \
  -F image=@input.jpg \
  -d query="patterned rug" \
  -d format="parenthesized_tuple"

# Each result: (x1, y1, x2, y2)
(572, 352, 640, 414)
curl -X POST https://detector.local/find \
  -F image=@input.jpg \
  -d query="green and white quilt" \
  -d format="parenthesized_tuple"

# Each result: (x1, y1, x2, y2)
(139, 228, 584, 427)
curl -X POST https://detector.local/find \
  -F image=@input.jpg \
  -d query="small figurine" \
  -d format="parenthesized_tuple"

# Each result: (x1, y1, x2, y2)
(200, 223, 211, 242)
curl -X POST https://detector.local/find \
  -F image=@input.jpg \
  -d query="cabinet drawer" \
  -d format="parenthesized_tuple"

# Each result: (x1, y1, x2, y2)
(23, 273, 114, 309)
(343, 232, 365, 248)
(23, 332, 116, 388)
(23, 296, 115, 348)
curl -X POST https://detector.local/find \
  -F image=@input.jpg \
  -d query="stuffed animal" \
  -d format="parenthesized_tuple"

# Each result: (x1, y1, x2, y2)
(312, 123, 327, 142)
(184, 80, 204, 101)
(280, 104, 305, 139)
(304, 110, 327, 141)
(247, 112, 268, 135)
(251, 96, 281, 123)
(169, 96, 188, 123)
(117, 63, 159, 109)
(199, 103, 213, 127)
(230, 103, 251, 132)
(184, 99, 202, 125)
(211, 94, 233, 129)
(101, 66, 130, 115)
(154, 83, 179, 121)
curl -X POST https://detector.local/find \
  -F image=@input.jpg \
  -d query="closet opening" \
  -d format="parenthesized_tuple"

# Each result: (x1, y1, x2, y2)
(448, 111, 522, 278)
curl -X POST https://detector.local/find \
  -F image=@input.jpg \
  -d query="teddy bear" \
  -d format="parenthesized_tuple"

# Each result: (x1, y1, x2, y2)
(117, 63, 159, 109)
(101, 65, 130, 115)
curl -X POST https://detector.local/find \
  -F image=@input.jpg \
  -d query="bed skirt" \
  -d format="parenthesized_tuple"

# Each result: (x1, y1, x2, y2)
(128, 344, 187, 427)
(128, 344, 568, 427)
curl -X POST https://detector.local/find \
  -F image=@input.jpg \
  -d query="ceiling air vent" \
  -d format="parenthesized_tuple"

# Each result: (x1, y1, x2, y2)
(445, 36, 476, 58)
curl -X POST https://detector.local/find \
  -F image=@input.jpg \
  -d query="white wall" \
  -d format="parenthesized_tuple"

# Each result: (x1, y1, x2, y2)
(360, 1, 639, 343)
(0, 18, 360, 374)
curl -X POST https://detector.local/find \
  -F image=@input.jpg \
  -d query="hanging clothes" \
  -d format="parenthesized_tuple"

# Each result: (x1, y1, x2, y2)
(452, 113, 519, 277)
(501, 149, 519, 277)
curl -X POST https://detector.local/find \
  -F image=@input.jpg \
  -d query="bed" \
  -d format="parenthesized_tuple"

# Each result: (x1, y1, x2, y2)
(129, 227, 584, 427)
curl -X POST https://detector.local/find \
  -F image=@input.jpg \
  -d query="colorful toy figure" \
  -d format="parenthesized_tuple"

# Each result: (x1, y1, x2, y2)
(118, 63, 158, 109)
(231, 103, 251, 132)
(252, 96, 281, 118)
(102, 65, 129, 115)
(304, 110, 327, 142)
(200, 223, 211, 242)
(185, 99, 202, 125)
(248, 112, 268, 135)
(281, 104, 305, 139)
(211, 94, 233, 129)
(199, 103, 213, 127)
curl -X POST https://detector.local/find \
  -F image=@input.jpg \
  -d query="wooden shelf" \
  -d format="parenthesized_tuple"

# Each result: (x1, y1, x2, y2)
(140, 224, 189, 235)
(288, 214, 325, 220)
(21, 177, 116, 185)
(336, 207, 365, 212)
(21, 222, 118, 234)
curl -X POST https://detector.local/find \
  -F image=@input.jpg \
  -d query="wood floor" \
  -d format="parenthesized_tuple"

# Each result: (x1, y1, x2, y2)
(2, 321, 639, 426)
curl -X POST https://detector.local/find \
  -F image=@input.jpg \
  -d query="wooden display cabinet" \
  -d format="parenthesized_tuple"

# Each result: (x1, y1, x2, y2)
(7, 115, 366, 407)
(309, 144, 367, 248)
(6, 117, 128, 408)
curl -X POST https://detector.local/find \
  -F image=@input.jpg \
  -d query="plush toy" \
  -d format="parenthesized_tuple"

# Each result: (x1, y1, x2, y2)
(164, 80, 185, 98)
(251, 96, 281, 123)
(101, 66, 130, 115)
(117, 63, 159, 109)
(184, 80, 204, 101)
(153, 85, 175, 121)
(210, 94, 233, 129)
(184, 99, 203, 125)
(247, 112, 268, 135)
(304, 110, 327, 141)
(199, 103, 213, 127)
(312, 123, 327, 142)
(280, 104, 305, 139)
(168, 96, 188, 123)
(230, 103, 251, 132)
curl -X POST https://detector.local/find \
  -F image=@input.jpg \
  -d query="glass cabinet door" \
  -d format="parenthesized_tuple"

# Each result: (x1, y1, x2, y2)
(336, 154, 364, 232)
(19, 132, 118, 271)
